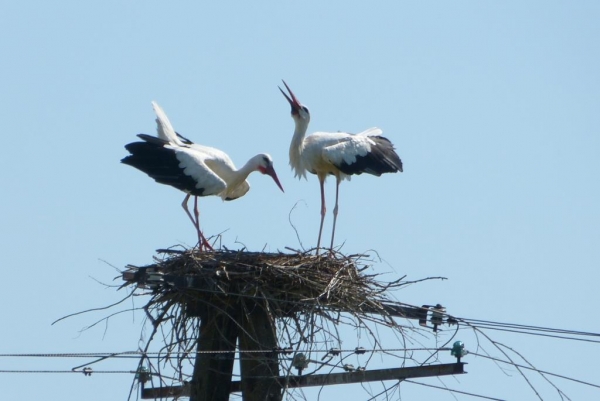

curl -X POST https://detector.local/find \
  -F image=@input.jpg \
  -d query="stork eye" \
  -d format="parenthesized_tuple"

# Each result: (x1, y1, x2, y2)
(262, 155, 270, 164)
(301, 106, 309, 113)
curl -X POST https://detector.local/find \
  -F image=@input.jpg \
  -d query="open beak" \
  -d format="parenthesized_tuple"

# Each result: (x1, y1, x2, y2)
(264, 165, 284, 192)
(278, 80, 302, 116)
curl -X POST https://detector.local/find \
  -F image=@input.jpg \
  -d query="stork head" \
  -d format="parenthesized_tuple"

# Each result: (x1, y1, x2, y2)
(279, 80, 310, 123)
(256, 154, 284, 192)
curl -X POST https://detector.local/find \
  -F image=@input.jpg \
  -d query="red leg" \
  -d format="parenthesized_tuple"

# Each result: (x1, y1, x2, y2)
(181, 194, 196, 227)
(329, 177, 341, 255)
(316, 176, 326, 255)
(194, 196, 213, 251)
(182, 195, 212, 251)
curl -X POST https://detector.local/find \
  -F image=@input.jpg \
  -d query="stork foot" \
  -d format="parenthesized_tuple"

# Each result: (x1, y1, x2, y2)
(195, 240, 214, 252)
(200, 238, 214, 252)
(195, 231, 214, 252)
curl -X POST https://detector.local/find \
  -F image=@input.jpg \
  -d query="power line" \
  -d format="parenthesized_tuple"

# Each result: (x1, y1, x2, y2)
(0, 369, 134, 374)
(462, 318, 599, 337)
(0, 352, 142, 358)
(397, 301, 600, 343)
(404, 380, 506, 401)
(0, 347, 449, 358)
(470, 352, 600, 390)
(455, 317, 600, 343)
(460, 325, 600, 344)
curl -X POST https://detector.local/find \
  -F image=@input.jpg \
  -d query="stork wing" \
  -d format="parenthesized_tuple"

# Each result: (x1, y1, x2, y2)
(152, 101, 185, 146)
(323, 128, 402, 176)
(356, 127, 383, 137)
(169, 145, 228, 196)
(322, 135, 377, 168)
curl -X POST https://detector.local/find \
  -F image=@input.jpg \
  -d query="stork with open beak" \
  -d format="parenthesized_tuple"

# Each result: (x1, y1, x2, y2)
(279, 81, 402, 254)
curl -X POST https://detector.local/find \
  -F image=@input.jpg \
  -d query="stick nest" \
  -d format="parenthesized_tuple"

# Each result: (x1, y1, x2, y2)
(123, 248, 400, 319)
(118, 247, 443, 400)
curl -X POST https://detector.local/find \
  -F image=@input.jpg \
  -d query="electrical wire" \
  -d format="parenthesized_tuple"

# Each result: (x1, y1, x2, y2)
(469, 352, 600, 390)
(0, 347, 449, 358)
(3, 303, 599, 401)
(0, 369, 134, 374)
(455, 317, 600, 343)
(404, 380, 506, 401)
(394, 301, 600, 343)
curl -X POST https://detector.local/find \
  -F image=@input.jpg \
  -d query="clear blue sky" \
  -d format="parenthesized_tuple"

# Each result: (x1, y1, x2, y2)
(1, 1, 599, 399)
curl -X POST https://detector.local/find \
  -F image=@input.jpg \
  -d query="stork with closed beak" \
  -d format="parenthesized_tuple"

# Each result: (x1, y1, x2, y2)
(122, 101, 284, 250)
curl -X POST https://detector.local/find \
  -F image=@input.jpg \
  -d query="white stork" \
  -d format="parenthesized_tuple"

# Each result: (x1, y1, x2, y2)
(279, 81, 402, 254)
(122, 101, 284, 250)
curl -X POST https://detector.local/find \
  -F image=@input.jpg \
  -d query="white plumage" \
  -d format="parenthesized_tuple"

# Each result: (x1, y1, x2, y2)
(292, 128, 386, 179)
(280, 81, 403, 254)
(122, 101, 284, 249)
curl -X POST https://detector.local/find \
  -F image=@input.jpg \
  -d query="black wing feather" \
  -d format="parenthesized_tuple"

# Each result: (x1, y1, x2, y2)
(121, 140, 206, 196)
(336, 136, 403, 176)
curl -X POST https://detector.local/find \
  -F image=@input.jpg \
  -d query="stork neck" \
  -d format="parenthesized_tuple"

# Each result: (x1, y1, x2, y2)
(237, 155, 263, 178)
(290, 120, 309, 155)
(289, 120, 309, 176)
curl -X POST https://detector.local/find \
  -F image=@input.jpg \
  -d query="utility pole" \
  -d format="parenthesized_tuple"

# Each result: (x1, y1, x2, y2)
(126, 259, 460, 401)
(238, 300, 281, 401)
(189, 297, 239, 401)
